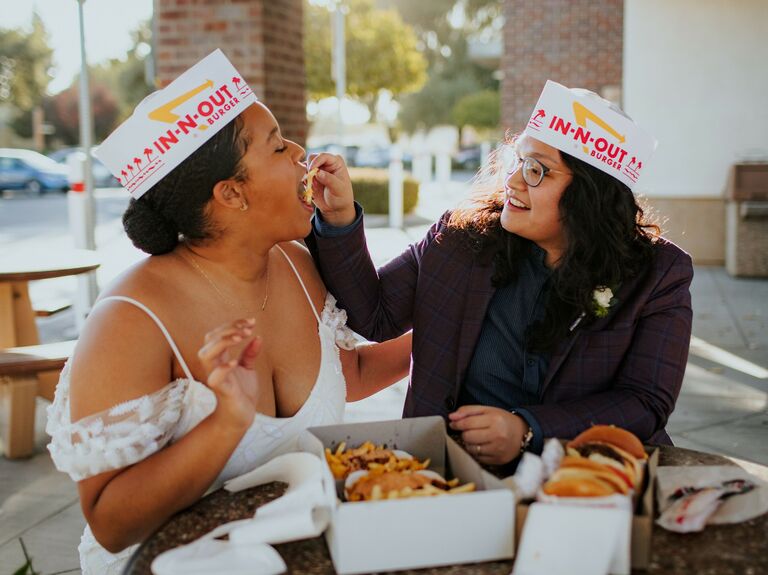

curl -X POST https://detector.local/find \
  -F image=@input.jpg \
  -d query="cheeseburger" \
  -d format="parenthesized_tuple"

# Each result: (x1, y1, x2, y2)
(543, 425, 647, 497)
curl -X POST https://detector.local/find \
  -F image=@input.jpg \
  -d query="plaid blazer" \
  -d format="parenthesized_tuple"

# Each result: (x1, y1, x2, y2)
(306, 213, 693, 445)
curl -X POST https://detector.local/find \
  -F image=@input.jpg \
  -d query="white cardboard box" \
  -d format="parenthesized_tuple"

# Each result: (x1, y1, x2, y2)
(301, 416, 516, 574)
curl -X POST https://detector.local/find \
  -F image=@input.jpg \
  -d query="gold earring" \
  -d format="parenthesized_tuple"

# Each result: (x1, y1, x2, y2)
(239, 200, 249, 211)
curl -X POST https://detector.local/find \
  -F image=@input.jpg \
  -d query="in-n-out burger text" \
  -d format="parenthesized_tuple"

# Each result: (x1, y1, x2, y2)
(547, 114, 629, 172)
(152, 84, 240, 155)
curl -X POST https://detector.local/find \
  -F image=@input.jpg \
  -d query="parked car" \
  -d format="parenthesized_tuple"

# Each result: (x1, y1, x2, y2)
(354, 147, 390, 168)
(0, 148, 69, 194)
(307, 144, 359, 167)
(48, 147, 119, 188)
(453, 145, 482, 171)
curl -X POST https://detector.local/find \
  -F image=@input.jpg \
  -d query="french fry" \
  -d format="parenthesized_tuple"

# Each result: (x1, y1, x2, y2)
(302, 167, 319, 204)
(449, 482, 476, 494)
(324, 441, 429, 480)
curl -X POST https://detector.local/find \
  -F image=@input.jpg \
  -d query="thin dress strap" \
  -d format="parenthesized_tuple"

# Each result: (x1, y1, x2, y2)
(275, 244, 322, 324)
(95, 295, 195, 381)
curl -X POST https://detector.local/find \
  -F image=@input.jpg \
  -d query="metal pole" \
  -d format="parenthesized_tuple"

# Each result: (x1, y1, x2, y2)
(75, 0, 99, 320)
(332, 4, 346, 157)
(77, 0, 96, 251)
(388, 144, 403, 229)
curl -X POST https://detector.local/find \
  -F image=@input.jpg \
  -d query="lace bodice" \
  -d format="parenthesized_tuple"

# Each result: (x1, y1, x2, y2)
(45, 245, 356, 575)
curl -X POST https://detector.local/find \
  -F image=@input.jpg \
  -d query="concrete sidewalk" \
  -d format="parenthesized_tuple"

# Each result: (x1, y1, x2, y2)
(1, 179, 766, 572)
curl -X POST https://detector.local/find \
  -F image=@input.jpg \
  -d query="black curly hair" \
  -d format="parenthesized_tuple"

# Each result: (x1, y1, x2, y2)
(447, 143, 660, 351)
(122, 117, 250, 255)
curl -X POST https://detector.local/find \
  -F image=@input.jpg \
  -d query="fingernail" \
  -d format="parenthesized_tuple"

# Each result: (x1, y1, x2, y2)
(232, 335, 242, 342)
(228, 359, 238, 366)
(242, 328, 253, 336)
(246, 317, 256, 324)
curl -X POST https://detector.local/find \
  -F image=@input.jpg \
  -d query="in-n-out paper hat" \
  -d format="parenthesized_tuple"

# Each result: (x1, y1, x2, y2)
(523, 80, 657, 190)
(95, 49, 258, 199)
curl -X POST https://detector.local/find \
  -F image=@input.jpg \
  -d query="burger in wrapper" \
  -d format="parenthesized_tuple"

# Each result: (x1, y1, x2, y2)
(345, 469, 476, 502)
(542, 425, 648, 499)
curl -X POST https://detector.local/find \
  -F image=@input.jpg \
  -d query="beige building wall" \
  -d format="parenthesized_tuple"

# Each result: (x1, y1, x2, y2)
(623, 0, 768, 263)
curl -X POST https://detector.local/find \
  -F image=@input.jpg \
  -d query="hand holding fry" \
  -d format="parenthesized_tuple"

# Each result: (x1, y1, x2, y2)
(307, 152, 356, 227)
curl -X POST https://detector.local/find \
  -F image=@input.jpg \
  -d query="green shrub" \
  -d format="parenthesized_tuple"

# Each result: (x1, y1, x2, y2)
(349, 168, 419, 214)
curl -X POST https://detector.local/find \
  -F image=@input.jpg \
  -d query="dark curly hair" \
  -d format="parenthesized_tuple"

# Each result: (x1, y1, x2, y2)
(122, 117, 250, 255)
(447, 143, 661, 351)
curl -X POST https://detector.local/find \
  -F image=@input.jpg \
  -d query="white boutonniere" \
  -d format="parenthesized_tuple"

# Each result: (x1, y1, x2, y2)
(569, 285, 619, 332)
(592, 286, 615, 318)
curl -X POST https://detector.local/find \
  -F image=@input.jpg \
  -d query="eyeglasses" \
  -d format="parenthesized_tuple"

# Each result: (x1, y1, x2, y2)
(507, 156, 572, 188)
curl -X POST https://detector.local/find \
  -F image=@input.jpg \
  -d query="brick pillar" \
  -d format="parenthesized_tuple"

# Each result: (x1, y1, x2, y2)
(263, 0, 307, 146)
(154, 0, 307, 146)
(501, 0, 623, 132)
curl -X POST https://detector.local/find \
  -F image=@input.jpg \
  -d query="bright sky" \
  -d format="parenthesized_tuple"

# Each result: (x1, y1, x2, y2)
(5, 0, 154, 94)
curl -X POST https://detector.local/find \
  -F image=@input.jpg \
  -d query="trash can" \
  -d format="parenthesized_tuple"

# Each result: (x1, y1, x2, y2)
(725, 163, 768, 277)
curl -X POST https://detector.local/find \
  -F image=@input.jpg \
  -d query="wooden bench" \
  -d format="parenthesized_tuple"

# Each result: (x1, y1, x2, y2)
(0, 340, 76, 459)
(34, 298, 73, 317)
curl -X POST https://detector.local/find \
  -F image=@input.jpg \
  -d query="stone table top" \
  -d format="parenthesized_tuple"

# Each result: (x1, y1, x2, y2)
(124, 446, 768, 575)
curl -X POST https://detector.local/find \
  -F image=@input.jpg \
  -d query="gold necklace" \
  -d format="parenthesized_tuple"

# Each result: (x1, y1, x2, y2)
(179, 248, 269, 313)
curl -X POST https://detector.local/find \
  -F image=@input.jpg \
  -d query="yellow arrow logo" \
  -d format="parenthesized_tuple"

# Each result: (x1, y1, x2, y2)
(148, 79, 214, 123)
(572, 101, 625, 153)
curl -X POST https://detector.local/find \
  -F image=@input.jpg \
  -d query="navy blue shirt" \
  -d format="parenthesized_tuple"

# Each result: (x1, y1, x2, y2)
(459, 245, 552, 454)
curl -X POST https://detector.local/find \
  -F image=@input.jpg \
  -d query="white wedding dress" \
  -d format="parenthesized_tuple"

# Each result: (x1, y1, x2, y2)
(46, 246, 355, 575)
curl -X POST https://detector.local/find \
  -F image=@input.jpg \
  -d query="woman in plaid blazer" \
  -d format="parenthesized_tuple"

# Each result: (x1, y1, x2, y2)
(305, 111, 692, 468)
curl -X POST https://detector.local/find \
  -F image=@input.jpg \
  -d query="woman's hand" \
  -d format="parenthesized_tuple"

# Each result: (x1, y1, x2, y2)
(448, 405, 530, 466)
(197, 318, 262, 430)
(307, 152, 357, 227)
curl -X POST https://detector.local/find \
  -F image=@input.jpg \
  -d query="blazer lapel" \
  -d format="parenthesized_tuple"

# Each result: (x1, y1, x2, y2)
(541, 273, 641, 395)
(541, 329, 581, 395)
(454, 258, 496, 393)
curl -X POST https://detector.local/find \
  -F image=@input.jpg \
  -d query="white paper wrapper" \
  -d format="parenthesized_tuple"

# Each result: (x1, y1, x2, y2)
(536, 489, 634, 512)
(505, 439, 565, 501)
(151, 530, 285, 575)
(540, 438, 565, 478)
(655, 465, 768, 533)
(152, 453, 331, 575)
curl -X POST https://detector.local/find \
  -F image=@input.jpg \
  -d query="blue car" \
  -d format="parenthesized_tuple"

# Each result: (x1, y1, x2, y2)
(48, 147, 119, 188)
(0, 148, 69, 194)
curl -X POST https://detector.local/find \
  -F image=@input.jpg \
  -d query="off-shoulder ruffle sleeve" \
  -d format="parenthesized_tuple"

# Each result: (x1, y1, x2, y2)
(45, 361, 190, 481)
(320, 293, 359, 351)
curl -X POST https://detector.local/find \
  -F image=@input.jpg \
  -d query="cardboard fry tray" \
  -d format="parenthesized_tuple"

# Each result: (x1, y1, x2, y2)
(301, 416, 517, 575)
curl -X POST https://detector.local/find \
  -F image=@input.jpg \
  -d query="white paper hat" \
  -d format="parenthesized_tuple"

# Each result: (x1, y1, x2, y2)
(523, 80, 657, 190)
(95, 49, 258, 199)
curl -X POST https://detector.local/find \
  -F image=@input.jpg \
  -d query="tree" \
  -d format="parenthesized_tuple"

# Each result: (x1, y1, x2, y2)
(305, 0, 427, 111)
(0, 13, 53, 137)
(377, 0, 502, 56)
(43, 82, 119, 145)
(385, 0, 502, 133)
(42, 20, 152, 146)
(0, 13, 52, 111)
(452, 89, 500, 133)
(91, 20, 153, 123)
(398, 74, 479, 133)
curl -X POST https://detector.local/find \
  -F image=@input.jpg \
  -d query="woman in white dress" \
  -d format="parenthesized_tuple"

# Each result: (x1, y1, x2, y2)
(45, 90, 411, 573)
